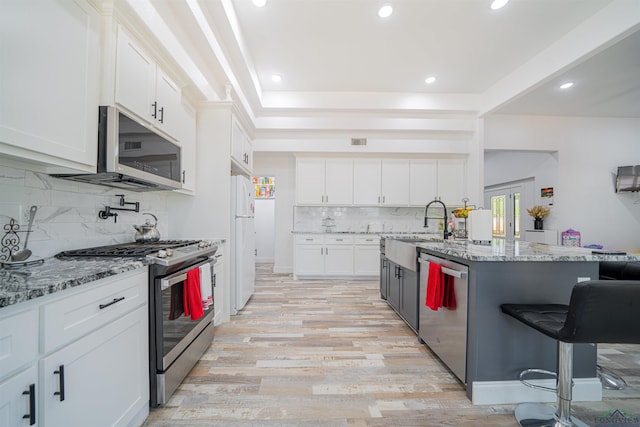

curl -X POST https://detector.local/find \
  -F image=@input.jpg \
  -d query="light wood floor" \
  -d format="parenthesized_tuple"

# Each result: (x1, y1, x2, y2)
(143, 265, 640, 427)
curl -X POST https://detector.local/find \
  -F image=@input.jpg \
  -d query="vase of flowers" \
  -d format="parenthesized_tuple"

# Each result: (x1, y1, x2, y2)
(527, 205, 550, 230)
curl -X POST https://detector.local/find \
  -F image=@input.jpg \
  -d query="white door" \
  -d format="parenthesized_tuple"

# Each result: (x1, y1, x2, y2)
(484, 182, 528, 240)
(353, 159, 381, 205)
(296, 158, 325, 204)
(255, 199, 275, 263)
(235, 175, 254, 217)
(324, 159, 354, 205)
(0, 366, 38, 427)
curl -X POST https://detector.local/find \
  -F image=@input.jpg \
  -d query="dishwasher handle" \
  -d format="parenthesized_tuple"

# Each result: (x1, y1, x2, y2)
(441, 266, 467, 279)
(419, 254, 468, 279)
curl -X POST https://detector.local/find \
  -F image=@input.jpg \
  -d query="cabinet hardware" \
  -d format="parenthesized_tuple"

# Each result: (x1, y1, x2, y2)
(305, 238, 313, 241)
(158, 107, 164, 123)
(99, 296, 125, 309)
(182, 170, 186, 184)
(54, 365, 65, 401)
(320, 248, 323, 255)
(326, 247, 329, 255)
(213, 273, 216, 288)
(378, 196, 380, 203)
(152, 101, 157, 119)
(383, 196, 385, 203)
(22, 384, 36, 425)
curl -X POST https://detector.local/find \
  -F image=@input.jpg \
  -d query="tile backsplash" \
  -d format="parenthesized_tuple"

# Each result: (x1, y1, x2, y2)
(0, 164, 170, 258)
(294, 206, 435, 233)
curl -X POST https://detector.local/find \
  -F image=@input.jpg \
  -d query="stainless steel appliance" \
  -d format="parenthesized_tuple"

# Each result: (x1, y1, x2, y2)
(418, 252, 469, 383)
(56, 239, 218, 406)
(51, 106, 182, 191)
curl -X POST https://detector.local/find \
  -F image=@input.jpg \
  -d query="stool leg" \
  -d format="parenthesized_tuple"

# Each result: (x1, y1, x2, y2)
(555, 341, 589, 427)
(556, 341, 573, 425)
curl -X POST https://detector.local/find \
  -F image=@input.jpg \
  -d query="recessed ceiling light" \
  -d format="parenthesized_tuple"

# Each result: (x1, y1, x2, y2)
(560, 82, 574, 89)
(490, 0, 509, 10)
(378, 5, 393, 18)
(425, 76, 437, 84)
(252, 0, 267, 7)
(271, 74, 282, 83)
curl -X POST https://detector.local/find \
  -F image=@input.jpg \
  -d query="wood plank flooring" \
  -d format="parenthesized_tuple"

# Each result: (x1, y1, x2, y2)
(143, 265, 640, 427)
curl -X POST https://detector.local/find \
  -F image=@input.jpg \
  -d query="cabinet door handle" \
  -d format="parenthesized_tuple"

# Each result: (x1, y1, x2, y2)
(320, 248, 323, 255)
(159, 106, 164, 123)
(99, 296, 125, 310)
(152, 101, 157, 119)
(22, 384, 36, 425)
(383, 195, 385, 203)
(54, 365, 65, 401)
(325, 247, 328, 255)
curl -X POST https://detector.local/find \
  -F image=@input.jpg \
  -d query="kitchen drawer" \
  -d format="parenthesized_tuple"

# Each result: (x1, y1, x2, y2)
(0, 308, 38, 379)
(41, 268, 148, 353)
(355, 235, 379, 245)
(325, 235, 354, 245)
(295, 235, 323, 244)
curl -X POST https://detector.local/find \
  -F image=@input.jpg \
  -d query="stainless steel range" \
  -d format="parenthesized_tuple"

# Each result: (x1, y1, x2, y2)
(56, 239, 219, 406)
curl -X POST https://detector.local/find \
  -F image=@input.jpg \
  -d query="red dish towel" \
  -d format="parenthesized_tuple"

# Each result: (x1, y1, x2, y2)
(425, 262, 444, 310)
(183, 268, 204, 321)
(442, 274, 457, 310)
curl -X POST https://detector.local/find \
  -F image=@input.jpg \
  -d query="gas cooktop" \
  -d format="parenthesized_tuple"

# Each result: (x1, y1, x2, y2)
(55, 240, 201, 258)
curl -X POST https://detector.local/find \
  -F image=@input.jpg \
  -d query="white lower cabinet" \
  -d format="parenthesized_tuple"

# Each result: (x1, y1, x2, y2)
(354, 236, 380, 276)
(41, 307, 147, 427)
(0, 366, 38, 427)
(294, 235, 380, 279)
(0, 269, 149, 427)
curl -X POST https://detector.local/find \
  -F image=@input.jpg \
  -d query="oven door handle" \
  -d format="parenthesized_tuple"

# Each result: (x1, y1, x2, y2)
(160, 257, 214, 291)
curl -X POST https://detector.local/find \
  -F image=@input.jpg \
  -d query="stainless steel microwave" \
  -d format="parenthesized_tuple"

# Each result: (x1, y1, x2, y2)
(52, 106, 182, 191)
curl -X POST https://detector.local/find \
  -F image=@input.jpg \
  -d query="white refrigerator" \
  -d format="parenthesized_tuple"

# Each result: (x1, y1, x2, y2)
(230, 175, 256, 314)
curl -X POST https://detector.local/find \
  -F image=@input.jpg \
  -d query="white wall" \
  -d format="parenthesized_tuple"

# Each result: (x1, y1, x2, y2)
(252, 154, 296, 274)
(0, 162, 171, 258)
(485, 115, 640, 252)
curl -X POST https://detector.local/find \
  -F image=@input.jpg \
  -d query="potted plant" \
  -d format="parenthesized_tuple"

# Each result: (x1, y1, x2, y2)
(527, 205, 550, 230)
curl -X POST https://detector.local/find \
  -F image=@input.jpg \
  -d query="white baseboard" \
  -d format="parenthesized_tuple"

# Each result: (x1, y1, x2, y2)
(273, 265, 293, 274)
(471, 378, 602, 405)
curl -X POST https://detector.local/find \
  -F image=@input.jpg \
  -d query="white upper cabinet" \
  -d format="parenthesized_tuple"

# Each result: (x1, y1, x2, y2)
(353, 159, 410, 206)
(381, 159, 410, 205)
(436, 159, 467, 206)
(296, 158, 353, 205)
(0, 0, 100, 173)
(231, 118, 253, 175)
(409, 159, 438, 205)
(410, 158, 467, 206)
(115, 26, 181, 140)
(176, 101, 197, 193)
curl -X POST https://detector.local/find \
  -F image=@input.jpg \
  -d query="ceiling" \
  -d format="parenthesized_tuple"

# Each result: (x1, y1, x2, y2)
(135, 0, 640, 135)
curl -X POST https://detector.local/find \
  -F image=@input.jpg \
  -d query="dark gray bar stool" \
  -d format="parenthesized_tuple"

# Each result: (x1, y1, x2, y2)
(501, 280, 640, 427)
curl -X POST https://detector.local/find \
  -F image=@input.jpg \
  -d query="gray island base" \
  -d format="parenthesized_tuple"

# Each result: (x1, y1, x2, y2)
(410, 238, 640, 405)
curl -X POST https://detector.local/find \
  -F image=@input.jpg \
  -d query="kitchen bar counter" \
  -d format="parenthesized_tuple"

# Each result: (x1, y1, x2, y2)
(0, 257, 148, 308)
(404, 237, 640, 405)
(415, 238, 640, 262)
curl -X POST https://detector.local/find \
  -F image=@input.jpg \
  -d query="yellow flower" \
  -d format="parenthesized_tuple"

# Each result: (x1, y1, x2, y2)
(527, 205, 550, 219)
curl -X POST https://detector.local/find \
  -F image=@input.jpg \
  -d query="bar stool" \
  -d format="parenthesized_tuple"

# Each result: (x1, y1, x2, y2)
(501, 280, 640, 427)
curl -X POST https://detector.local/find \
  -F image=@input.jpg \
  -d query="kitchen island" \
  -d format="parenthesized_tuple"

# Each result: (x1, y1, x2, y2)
(393, 237, 640, 405)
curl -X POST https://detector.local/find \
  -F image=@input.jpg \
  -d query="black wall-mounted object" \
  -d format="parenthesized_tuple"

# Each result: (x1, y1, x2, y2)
(615, 165, 640, 192)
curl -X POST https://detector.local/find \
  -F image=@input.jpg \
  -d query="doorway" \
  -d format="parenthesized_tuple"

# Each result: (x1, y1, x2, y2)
(253, 176, 275, 263)
(484, 179, 533, 240)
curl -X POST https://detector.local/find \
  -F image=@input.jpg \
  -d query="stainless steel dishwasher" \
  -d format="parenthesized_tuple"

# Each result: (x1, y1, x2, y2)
(418, 252, 469, 384)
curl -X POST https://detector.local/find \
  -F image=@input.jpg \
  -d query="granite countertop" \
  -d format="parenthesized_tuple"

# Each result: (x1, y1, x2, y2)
(0, 257, 148, 309)
(414, 238, 640, 262)
(292, 231, 440, 236)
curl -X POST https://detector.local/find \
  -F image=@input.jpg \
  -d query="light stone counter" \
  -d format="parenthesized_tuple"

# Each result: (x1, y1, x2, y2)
(0, 256, 148, 308)
(414, 238, 640, 262)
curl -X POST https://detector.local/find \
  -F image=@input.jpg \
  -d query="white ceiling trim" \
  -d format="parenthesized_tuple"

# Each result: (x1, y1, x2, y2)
(481, 0, 640, 116)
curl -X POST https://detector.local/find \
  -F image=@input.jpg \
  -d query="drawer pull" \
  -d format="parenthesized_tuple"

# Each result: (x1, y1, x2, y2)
(54, 365, 65, 401)
(305, 238, 314, 241)
(99, 297, 125, 310)
(22, 384, 36, 425)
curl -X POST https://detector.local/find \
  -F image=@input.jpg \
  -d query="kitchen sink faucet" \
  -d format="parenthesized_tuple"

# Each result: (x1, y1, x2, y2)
(424, 198, 451, 240)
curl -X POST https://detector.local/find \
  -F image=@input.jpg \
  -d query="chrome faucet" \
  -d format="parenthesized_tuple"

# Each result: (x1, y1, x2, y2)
(424, 198, 451, 240)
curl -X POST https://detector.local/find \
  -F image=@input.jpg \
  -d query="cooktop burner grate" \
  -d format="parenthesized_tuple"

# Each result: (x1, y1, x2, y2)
(55, 240, 200, 258)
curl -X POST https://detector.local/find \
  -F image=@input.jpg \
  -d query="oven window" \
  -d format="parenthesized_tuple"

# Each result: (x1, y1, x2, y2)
(160, 268, 214, 360)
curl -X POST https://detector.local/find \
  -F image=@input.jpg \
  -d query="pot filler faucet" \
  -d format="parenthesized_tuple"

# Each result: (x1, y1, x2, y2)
(424, 198, 451, 240)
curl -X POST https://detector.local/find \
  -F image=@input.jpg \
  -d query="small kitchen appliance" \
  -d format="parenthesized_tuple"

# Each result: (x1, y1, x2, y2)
(468, 209, 492, 244)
